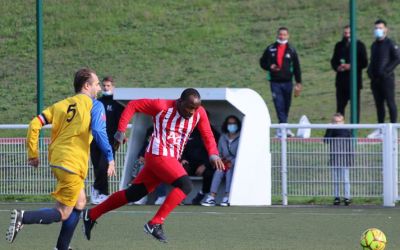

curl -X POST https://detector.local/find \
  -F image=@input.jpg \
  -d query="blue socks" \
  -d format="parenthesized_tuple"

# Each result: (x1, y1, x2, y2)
(22, 208, 61, 224)
(20, 207, 81, 250)
(56, 208, 82, 250)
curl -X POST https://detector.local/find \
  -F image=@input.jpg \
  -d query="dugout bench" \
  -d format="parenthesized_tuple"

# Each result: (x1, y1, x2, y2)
(114, 88, 271, 206)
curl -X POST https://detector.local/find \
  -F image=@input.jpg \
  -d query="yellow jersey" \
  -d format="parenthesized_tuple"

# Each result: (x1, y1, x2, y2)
(27, 94, 95, 178)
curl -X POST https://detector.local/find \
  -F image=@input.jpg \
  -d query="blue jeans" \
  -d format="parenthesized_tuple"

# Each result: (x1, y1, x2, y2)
(210, 167, 234, 195)
(270, 81, 293, 123)
(332, 167, 350, 199)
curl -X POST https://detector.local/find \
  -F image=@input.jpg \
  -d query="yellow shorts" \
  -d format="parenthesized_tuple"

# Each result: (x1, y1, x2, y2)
(51, 167, 84, 207)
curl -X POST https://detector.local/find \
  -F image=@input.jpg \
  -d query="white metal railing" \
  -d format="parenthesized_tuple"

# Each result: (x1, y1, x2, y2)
(0, 124, 130, 197)
(1, 123, 400, 207)
(271, 123, 399, 207)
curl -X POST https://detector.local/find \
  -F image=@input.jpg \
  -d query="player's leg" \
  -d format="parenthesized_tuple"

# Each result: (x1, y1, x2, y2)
(144, 156, 193, 243)
(6, 167, 80, 243)
(56, 188, 86, 250)
(83, 164, 158, 240)
(6, 207, 63, 244)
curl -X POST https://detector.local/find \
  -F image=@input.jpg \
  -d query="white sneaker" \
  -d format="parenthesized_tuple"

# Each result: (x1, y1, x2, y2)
(201, 195, 216, 207)
(220, 196, 229, 207)
(97, 194, 109, 203)
(367, 129, 383, 139)
(90, 187, 99, 205)
(154, 196, 166, 205)
(132, 196, 148, 205)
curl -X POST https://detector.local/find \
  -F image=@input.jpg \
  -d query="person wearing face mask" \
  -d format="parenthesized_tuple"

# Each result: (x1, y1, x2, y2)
(330, 25, 368, 122)
(89, 76, 124, 204)
(260, 27, 302, 137)
(201, 115, 241, 207)
(367, 19, 400, 138)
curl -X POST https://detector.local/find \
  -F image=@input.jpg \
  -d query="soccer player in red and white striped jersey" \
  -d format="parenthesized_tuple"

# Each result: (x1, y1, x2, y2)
(83, 88, 225, 243)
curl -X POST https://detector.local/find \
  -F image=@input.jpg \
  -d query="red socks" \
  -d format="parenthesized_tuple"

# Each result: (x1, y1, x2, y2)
(150, 188, 186, 225)
(89, 190, 128, 221)
(88, 188, 186, 225)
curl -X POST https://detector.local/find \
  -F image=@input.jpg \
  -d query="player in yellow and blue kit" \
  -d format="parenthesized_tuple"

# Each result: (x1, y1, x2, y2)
(6, 68, 115, 250)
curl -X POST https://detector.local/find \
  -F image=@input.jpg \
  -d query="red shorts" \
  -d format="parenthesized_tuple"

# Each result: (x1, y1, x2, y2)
(133, 153, 187, 193)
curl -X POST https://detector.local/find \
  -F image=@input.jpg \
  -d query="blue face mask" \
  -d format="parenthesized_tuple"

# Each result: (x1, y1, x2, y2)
(227, 124, 238, 134)
(374, 28, 385, 39)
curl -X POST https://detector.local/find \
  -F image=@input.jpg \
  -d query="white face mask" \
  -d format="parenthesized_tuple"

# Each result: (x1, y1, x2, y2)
(277, 39, 288, 44)
(102, 90, 113, 96)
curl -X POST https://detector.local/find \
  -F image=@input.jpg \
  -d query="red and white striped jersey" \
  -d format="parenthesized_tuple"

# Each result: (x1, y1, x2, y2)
(118, 99, 219, 159)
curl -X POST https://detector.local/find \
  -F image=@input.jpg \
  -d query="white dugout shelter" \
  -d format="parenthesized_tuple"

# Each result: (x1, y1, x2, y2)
(114, 88, 271, 206)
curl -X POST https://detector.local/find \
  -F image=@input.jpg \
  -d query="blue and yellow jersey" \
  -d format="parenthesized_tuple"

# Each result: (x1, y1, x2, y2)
(27, 94, 113, 179)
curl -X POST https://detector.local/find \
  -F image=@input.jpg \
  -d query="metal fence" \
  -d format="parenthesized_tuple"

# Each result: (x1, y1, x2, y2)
(1, 124, 399, 206)
(0, 125, 128, 196)
(271, 123, 398, 206)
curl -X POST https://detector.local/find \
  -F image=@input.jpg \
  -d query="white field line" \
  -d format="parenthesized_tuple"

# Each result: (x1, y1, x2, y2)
(0, 209, 396, 217)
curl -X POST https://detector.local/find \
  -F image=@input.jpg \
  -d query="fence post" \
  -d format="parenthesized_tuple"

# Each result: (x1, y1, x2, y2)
(383, 123, 395, 207)
(281, 125, 288, 205)
(391, 125, 398, 203)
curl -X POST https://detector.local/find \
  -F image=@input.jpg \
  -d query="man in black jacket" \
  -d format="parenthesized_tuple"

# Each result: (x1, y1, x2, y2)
(367, 19, 400, 138)
(330, 25, 368, 122)
(260, 27, 302, 137)
(90, 76, 124, 204)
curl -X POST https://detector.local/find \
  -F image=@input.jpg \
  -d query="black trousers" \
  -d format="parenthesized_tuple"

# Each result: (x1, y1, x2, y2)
(371, 76, 397, 123)
(201, 167, 215, 194)
(336, 85, 361, 122)
(90, 143, 115, 195)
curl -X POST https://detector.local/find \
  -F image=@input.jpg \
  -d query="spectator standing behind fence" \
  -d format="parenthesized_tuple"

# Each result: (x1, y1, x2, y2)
(6, 68, 115, 250)
(260, 27, 302, 138)
(90, 76, 124, 204)
(330, 25, 368, 122)
(323, 113, 353, 206)
(202, 115, 241, 207)
(367, 19, 400, 139)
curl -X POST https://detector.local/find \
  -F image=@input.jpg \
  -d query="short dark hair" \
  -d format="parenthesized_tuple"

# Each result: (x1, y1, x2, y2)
(375, 19, 387, 26)
(180, 88, 200, 101)
(102, 76, 114, 83)
(221, 115, 242, 134)
(343, 25, 350, 29)
(278, 27, 289, 33)
(74, 68, 96, 93)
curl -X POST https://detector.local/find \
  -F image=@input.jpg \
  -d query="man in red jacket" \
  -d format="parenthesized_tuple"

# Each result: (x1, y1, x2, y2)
(83, 88, 225, 243)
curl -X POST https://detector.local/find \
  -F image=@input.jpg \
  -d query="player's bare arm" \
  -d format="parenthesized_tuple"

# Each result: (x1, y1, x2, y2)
(107, 160, 116, 177)
(210, 155, 225, 171)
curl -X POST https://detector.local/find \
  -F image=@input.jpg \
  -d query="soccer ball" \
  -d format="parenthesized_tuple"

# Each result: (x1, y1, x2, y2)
(360, 228, 386, 250)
